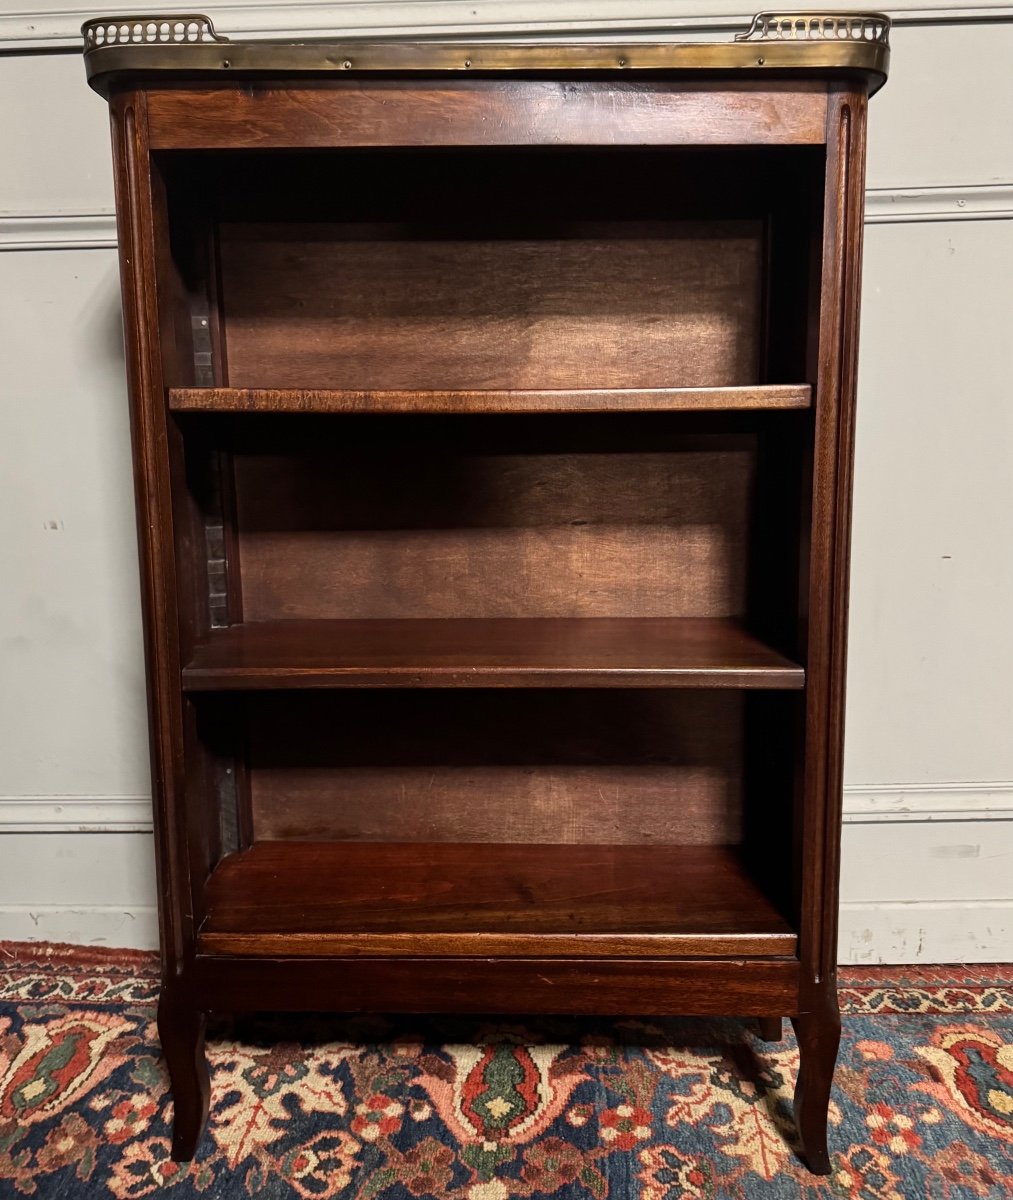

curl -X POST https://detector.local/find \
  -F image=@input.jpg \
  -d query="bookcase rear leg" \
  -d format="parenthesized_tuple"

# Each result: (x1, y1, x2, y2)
(791, 994, 841, 1175)
(157, 983, 210, 1162)
(757, 1016, 783, 1041)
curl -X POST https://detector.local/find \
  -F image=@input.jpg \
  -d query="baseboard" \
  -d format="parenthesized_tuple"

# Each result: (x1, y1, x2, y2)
(0, 904, 159, 950)
(839, 899, 1013, 964)
(3, 899, 1009, 962)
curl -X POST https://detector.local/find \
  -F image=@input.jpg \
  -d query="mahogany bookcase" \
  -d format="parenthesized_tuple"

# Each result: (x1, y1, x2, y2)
(83, 10, 889, 1171)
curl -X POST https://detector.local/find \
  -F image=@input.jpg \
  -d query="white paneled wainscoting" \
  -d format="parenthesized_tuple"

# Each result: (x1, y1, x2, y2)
(1, 6, 1011, 962)
(1, 787, 1012, 958)
(1, 183, 1011, 254)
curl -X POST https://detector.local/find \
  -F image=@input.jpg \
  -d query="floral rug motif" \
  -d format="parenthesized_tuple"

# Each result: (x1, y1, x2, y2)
(1, 944, 1011, 1199)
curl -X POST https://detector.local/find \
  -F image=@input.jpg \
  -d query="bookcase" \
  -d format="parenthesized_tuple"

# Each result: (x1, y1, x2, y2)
(84, 10, 890, 1172)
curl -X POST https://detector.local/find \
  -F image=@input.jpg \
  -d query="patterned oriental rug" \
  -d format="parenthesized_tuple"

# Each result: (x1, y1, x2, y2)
(0, 945, 1010, 1199)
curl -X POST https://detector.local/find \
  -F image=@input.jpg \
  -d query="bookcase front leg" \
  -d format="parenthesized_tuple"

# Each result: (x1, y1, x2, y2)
(791, 991, 841, 1175)
(158, 984, 210, 1162)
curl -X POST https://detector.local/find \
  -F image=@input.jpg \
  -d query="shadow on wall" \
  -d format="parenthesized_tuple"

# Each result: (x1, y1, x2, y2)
(84, 266, 126, 381)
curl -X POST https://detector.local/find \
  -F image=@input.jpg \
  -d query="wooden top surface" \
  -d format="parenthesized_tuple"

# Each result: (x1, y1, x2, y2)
(82, 12, 890, 96)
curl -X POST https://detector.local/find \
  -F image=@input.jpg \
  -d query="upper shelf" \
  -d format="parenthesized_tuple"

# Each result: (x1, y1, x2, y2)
(82, 12, 891, 98)
(169, 384, 812, 416)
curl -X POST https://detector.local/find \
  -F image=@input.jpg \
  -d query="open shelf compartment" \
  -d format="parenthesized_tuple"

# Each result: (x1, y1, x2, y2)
(198, 841, 797, 959)
(177, 410, 808, 668)
(160, 142, 822, 983)
(158, 144, 823, 397)
(189, 686, 801, 954)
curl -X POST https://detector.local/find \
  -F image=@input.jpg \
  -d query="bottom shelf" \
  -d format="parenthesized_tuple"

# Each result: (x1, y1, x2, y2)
(199, 841, 796, 959)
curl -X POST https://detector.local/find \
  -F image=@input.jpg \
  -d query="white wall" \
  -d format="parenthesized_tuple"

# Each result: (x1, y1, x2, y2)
(1, 4, 1011, 960)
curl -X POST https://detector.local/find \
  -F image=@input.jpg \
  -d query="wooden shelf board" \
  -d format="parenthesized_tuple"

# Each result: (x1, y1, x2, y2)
(198, 841, 797, 959)
(169, 384, 811, 415)
(183, 617, 804, 690)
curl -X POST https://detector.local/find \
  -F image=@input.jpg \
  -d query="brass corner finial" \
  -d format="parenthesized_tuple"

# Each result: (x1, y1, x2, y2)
(82, 14, 227, 52)
(736, 12, 890, 46)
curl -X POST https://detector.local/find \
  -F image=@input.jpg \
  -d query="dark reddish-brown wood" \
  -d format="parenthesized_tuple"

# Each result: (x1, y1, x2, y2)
(110, 89, 218, 1165)
(146, 80, 828, 150)
(787, 85, 870, 1175)
(156, 980, 209, 1161)
(95, 33, 881, 1173)
(757, 1016, 784, 1041)
(183, 617, 804, 690)
(170, 384, 812, 414)
(793, 992, 843, 1174)
(199, 841, 796, 958)
(218, 220, 763, 391)
(242, 688, 747, 846)
(193, 955, 802, 1016)
(229, 423, 760, 622)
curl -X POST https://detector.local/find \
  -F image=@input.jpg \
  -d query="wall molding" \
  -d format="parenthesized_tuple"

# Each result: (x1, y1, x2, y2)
(1, 185, 1010, 255)
(865, 183, 1013, 223)
(2, 783, 1011, 834)
(842, 781, 1013, 823)
(3, 1, 1013, 52)
(0, 212, 117, 251)
(0, 797, 152, 832)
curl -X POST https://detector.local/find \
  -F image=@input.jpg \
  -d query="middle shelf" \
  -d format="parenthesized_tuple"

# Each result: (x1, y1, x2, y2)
(182, 617, 804, 690)
(169, 384, 812, 415)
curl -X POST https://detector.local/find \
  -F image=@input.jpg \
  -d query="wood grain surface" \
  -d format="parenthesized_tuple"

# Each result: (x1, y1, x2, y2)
(193, 955, 801, 1016)
(219, 221, 763, 391)
(199, 841, 797, 958)
(170, 384, 811, 415)
(241, 688, 746, 845)
(184, 616, 803, 689)
(147, 81, 828, 150)
(232, 432, 756, 621)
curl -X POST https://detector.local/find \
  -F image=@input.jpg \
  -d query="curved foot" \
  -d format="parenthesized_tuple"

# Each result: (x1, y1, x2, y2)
(158, 985, 210, 1161)
(757, 1017, 783, 1042)
(791, 994, 841, 1176)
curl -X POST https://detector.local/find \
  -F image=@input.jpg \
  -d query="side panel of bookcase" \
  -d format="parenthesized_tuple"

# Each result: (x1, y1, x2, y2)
(108, 89, 216, 1160)
(791, 85, 870, 1176)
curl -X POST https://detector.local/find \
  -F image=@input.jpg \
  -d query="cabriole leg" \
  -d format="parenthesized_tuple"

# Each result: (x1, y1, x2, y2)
(157, 983, 210, 1162)
(791, 993, 841, 1175)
